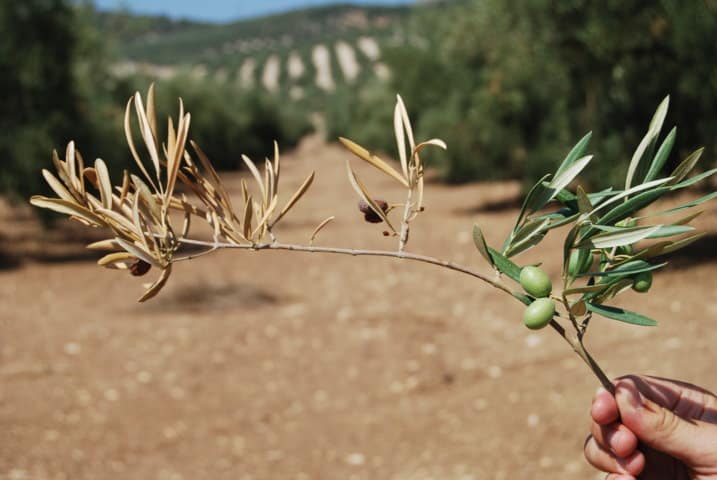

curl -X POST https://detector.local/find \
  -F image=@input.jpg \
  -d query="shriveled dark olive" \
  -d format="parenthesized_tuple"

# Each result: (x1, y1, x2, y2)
(129, 259, 152, 276)
(358, 199, 389, 223)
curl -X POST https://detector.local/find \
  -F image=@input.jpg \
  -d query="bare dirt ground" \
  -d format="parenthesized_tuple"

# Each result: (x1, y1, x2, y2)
(1, 135, 716, 480)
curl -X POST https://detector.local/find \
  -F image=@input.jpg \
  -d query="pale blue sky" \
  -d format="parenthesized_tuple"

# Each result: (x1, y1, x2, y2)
(93, 0, 416, 23)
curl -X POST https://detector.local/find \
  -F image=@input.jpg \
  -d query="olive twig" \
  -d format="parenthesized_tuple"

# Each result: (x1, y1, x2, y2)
(177, 236, 615, 391)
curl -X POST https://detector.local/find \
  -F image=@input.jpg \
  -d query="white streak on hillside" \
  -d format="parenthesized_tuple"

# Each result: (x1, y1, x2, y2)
(111, 61, 176, 80)
(374, 62, 390, 80)
(262, 54, 281, 92)
(312, 44, 335, 91)
(287, 52, 305, 80)
(238, 58, 256, 88)
(357, 36, 380, 61)
(335, 41, 360, 83)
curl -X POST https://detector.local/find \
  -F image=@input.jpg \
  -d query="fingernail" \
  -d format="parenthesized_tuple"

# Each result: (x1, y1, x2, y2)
(616, 382, 641, 411)
(616, 451, 643, 476)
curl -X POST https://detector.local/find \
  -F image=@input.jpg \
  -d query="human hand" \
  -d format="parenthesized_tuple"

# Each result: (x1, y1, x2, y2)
(584, 375, 717, 479)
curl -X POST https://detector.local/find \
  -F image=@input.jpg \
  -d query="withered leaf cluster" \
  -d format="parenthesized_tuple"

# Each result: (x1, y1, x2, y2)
(31, 85, 314, 301)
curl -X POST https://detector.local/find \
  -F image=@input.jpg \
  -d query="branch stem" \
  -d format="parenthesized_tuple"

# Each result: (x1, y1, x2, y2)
(548, 319, 614, 394)
(176, 237, 613, 391)
(398, 183, 414, 252)
(178, 237, 515, 295)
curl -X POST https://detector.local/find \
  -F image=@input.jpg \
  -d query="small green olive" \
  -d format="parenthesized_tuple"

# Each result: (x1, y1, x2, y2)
(568, 249, 593, 276)
(523, 298, 556, 330)
(632, 271, 653, 293)
(520, 266, 552, 298)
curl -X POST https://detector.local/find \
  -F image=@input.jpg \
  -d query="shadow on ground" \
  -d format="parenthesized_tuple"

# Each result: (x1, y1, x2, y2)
(660, 233, 717, 270)
(149, 282, 282, 312)
(453, 195, 522, 216)
(0, 246, 22, 270)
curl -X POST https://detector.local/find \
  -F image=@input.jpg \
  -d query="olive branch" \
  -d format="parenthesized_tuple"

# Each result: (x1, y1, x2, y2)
(30, 86, 717, 392)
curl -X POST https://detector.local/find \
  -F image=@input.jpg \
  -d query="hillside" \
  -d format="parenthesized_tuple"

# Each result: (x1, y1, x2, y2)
(100, 4, 415, 103)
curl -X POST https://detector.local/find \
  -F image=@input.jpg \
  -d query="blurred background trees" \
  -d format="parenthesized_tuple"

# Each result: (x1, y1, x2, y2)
(1, 0, 715, 202)
(332, 0, 717, 187)
(0, 0, 311, 202)
(0, 0, 120, 199)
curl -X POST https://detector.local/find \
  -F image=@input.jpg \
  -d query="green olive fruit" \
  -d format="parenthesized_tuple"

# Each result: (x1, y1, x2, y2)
(523, 298, 556, 330)
(632, 271, 653, 293)
(520, 266, 552, 298)
(568, 249, 593, 276)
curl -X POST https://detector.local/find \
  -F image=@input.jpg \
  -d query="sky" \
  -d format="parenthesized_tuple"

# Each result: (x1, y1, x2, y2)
(93, 0, 416, 23)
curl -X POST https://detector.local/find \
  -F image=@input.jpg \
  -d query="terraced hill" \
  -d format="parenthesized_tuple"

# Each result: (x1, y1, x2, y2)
(102, 4, 414, 103)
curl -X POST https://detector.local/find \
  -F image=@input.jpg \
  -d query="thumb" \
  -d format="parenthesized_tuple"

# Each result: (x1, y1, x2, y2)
(614, 378, 709, 465)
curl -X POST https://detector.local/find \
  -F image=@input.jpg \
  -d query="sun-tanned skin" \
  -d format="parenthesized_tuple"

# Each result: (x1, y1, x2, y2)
(584, 375, 717, 479)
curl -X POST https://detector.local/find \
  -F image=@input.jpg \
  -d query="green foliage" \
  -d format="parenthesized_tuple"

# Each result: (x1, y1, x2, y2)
(0, 1, 313, 205)
(326, 81, 396, 154)
(340, 0, 717, 186)
(102, 4, 410, 65)
(477, 98, 717, 329)
(0, 0, 121, 201)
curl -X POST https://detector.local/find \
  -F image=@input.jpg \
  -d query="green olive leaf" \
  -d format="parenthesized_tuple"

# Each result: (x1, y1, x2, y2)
(586, 303, 658, 327)
(668, 167, 717, 190)
(555, 131, 592, 178)
(646, 225, 695, 239)
(472, 224, 494, 267)
(487, 247, 522, 283)
(596, 187, 670, 227)
(667, 147, 705, 186)
(555, 187, 614, 209)
(562, 223, 582, 279)
(580, 260, 666, 278)
(654, 232, 706, 256)
(626, 96, 669, 189)
(590, 178, 672, 219)
(576, 186, 593, 215)
(514, 173, 551, 228)
(659, 191, 717, 214)
(505, 217, 550, 257)
(530, 156, 593, 214)
(512, 292, 533, 306)
(563, 284, 608, 295)
(644, 127, 676, 183)
(578, 225, 663, 249)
